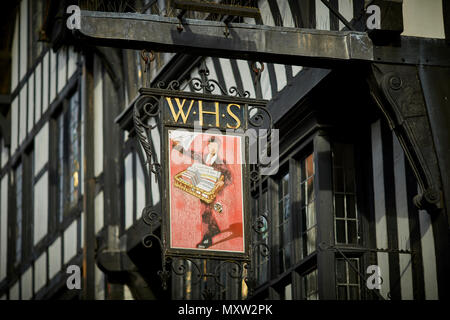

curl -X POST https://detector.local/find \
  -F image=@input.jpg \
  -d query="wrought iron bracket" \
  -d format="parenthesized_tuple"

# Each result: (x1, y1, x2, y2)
(368, 63, 443, 213)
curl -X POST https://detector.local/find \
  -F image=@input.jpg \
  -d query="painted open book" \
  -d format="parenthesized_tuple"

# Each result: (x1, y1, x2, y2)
(174, 163, 224, 204)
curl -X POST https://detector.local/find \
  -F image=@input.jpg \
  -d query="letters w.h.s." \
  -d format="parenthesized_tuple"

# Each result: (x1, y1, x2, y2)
(165, 97, 242, 129)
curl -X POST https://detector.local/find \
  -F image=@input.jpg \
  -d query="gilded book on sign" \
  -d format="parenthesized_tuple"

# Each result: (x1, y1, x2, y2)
(174, 163, 224, 203)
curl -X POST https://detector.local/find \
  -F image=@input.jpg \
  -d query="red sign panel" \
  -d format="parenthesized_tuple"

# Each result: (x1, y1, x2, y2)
(168, 130, 245, 253)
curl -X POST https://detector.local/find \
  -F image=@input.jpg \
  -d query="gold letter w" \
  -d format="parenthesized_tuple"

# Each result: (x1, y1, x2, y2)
(166, 98, 195, 123)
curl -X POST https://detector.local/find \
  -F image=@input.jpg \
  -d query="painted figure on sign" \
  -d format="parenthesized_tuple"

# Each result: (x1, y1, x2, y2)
(173, 136, 232, 249)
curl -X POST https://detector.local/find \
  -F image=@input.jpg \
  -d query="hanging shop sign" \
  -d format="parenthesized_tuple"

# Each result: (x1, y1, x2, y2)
(163, 93, 249, 260)
(133, 84, 268, 262)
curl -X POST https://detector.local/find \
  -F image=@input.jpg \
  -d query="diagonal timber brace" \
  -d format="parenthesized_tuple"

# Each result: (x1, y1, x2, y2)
(368, 64, 443, 213)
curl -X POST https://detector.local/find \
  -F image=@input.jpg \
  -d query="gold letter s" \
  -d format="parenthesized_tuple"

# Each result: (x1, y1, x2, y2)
(226, 104, 241, 129)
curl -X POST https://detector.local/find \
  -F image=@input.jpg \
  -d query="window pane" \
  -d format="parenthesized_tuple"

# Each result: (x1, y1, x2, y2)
(299, 153, 315, 259)
(346, 195, 356, 218)
(306, 227, 316, 255)
(307, 202, 316, 229)
(306, 154, 314, 178)
(343, 144, 355, 168)
(307, 177, 314, 203)
(347, 221, 358, 244)
(278, 172, 291, 272)
(57, 114, 64, 223)
(281, 248, 291, 271)
(336, 220, 346, 243)
(333, 144, 344, 167)
(283, 283, 292, 300)
(282, 173, 289, 195)
(15, 164, 23, 263)
(334, 194, 345, 218)
(301, 207, 307, 232)
(337, 286, 347, 300)
(345, 167, 355, 192)
(284, 195, 290, 220)
(336, 258, 361, 300)
(69, 93, 80, 205)
(349, 286, 360, 300)
(309, 292, 319, 300)
(307, 270, 317, 292)
(300, 181, 306, 207)
(336, 259, 347, 283)
(283, 223, 292, 245)
(30, 0, 44, 63)
(286, 243, 292, 268)
(304, 269, 318, 300)
(333, 142, 360, 246)
(300, 159, 306, 182)
(55, 92, 82, 223)
(333, 168, 344, 192)
(348, 259, 359, 284)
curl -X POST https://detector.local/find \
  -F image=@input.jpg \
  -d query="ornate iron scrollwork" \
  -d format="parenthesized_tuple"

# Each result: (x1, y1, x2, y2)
(133, 94, 161, 176)
(155, 62, 251, 98)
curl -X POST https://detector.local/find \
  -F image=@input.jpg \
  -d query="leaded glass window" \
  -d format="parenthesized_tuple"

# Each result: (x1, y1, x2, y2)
(333, 143, 359, 244)
(69, 93, 81, 204)
(55, 92, 81, 223)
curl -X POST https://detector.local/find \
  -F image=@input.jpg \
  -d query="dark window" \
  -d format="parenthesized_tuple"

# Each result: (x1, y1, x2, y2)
(54, 92, 81, 223)
(333, 143, 359, 245)
(28, 0, 45, 65)
(278, 173, 291, 272)
(68, 93, 81, 205)
(336, 258, 361, 300)
(11, 149, 33, 267)
(300, 153, 316, 257)
(14, 163, 23, 264)
(57, 113, 64, 223)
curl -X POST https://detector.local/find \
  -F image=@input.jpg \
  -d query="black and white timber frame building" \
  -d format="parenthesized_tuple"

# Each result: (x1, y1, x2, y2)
(0, 0, 449, 300)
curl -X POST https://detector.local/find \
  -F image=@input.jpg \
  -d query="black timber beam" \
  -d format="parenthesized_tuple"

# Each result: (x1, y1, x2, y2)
(73, 10, 373, 69)
(70, 10, 450, 68)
